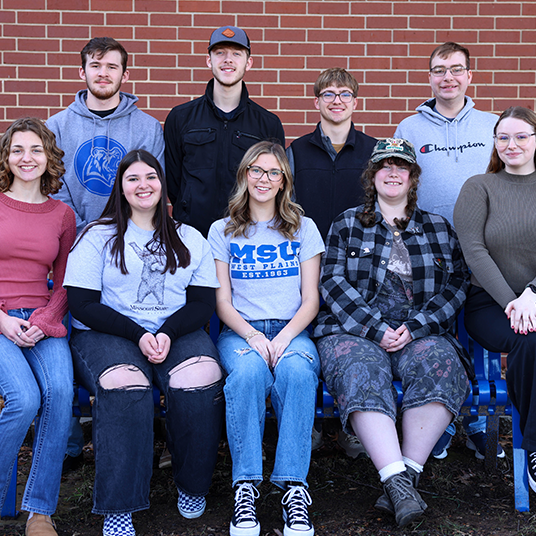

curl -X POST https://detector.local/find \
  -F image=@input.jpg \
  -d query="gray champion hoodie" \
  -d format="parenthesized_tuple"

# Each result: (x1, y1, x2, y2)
(394, 96, 498, 225)
(47, 90, 165, 233)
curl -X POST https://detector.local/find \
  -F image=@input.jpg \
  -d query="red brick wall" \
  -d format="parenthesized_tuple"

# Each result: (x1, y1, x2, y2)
(1, 1, 535, 141)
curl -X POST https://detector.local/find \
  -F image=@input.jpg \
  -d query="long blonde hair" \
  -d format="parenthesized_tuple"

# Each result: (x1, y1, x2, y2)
(225, 140, 303, 239)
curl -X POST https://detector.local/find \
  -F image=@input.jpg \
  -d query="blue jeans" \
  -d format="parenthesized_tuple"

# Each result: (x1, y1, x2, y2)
(70, 328, 224, 515)
(445, 416, 486, 437)
(0, 308, 73, 515)
(218, 320, 320, 489)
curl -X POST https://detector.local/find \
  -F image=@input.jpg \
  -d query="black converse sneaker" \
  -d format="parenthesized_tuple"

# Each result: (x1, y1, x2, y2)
(281, 485, 314, 536)
(230, 482, 260, 536)
(528, 452, 536, 493)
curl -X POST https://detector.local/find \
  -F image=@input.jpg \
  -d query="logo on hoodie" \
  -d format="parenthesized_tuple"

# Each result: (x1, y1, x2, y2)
(420, 141, 486, 154)
(74, 136, 127, 196)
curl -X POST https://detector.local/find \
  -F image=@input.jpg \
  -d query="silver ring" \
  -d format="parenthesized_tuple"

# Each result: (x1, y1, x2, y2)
(17, 331, 22, 337)
(34, 338, 38, 343)
(13, 340, 18, 345)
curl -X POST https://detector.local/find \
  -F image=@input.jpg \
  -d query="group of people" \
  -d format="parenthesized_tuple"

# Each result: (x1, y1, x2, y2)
(1, 25, 536, 536)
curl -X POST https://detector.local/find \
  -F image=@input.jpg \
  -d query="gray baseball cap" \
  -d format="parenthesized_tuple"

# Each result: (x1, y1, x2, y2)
(208, 26, 251, 52)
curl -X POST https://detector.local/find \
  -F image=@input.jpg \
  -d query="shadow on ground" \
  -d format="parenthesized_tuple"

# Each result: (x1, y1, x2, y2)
(2, 418, 535, 536)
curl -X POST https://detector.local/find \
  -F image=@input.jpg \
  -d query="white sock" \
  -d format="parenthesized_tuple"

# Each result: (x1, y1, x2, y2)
(379, 461, 406, 483)
(403, 456, 423, 474)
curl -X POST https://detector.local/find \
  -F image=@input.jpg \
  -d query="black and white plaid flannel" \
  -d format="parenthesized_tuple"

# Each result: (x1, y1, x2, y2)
(314, 205, 470, 343)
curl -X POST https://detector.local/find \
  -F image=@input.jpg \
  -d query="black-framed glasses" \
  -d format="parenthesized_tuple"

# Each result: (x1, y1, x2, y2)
(494, 132, 536, 148)
(429, 65, 468, 77)
(247, 166, 284, 181)
(318, 91, 355, 103)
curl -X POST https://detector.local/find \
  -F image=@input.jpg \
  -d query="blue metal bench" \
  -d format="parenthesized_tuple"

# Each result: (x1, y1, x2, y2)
(1, 311, 528, 518)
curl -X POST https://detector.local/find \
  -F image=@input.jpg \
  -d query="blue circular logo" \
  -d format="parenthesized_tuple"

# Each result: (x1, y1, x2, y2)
(74, 136, 127, 196)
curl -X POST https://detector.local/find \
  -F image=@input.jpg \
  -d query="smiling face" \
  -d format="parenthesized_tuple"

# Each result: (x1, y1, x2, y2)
(429, 51, 472, 110)
(495, 116, 536, 175)
(207, 44, 252, 89)
(373, 159, 411, 205)
(122, 161, 162, 217)
(80, 50, 129, 101)
(8, 130, 48, 187)
(315, 84, 357, 127)
(246, 153, 284, 210)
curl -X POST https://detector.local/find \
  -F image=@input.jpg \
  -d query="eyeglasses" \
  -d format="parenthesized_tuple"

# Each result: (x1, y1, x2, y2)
(494, 132, 536, 148)
(318, 91, 355, 103)
(429, 65, 468, 77)
(247, 166, 284, 182)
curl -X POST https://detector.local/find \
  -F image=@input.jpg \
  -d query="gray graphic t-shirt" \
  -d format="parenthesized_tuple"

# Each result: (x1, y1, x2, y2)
(64, 220, 219, 332)
(208, 216, 324, 321)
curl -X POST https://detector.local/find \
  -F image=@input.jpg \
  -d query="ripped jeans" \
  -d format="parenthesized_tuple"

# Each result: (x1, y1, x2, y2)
(217, 320, 320, 488)
(70, 328, 224, 515)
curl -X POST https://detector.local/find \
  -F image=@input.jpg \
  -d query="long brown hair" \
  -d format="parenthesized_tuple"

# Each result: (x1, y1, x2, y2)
(0, 117, 65, 196)
(225, 140, 303, 239)
(487, 106, 536, 173)
(73, 149, 190, 275)
(358, 156, 421, 229)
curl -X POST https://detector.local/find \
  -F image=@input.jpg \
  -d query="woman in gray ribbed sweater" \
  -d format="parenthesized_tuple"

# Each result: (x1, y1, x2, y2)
(453, 106, 536, 492)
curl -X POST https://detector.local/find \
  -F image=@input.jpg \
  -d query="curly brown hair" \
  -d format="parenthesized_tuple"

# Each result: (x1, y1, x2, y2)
(0, 117, 65, 196)
(358, 156, 421, 229)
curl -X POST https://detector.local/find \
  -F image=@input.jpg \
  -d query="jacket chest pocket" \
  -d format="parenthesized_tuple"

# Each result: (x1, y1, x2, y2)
(346, 245, 374, 289)
(183, 128, 217, 170)
(433, 256, 454, 289)
(230, 131, 262, 172)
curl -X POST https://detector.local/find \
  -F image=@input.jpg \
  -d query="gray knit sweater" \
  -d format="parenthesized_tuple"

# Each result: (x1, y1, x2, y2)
(453, 168, 536, 308)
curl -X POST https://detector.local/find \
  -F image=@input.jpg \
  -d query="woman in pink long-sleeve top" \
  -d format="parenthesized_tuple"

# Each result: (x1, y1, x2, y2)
(0, 117, 76, 536)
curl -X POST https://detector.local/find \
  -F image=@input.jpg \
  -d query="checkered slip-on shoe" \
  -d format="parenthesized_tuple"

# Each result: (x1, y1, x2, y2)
(177, 489, 206, 519)
(103, 513, 135, 536)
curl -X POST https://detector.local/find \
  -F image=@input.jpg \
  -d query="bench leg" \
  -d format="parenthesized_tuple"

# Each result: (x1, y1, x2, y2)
(1, 458, 20, 519)
(484, 414, 499, 472)
(512, 407, 530, 512)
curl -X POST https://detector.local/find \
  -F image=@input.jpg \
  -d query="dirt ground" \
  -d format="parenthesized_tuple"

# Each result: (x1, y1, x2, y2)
(2, 418, 536, 536)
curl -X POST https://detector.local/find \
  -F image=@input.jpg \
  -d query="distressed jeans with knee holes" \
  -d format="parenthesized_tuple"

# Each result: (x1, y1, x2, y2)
(217, 320, 320, 488)
(70, 327, 224, 514)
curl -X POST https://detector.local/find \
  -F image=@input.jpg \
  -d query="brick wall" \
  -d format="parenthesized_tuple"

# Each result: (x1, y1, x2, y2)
(1, 0, 535, 141)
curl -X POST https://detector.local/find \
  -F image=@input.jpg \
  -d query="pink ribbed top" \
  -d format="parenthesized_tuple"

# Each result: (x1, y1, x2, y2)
(0, 192, 76, 337)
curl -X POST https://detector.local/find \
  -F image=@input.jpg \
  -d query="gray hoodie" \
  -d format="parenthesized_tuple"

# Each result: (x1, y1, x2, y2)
(47, 90, 164, 233)
(394, 96, 498, 225)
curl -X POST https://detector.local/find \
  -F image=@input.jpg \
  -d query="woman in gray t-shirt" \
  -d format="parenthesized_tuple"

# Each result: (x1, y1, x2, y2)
(64, 150, 224, 535)
(208, 141, 324, 536)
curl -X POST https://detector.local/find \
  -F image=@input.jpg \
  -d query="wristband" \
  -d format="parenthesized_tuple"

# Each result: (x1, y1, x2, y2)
(244, 329, 263, 343)
(526, 284, 536, 295)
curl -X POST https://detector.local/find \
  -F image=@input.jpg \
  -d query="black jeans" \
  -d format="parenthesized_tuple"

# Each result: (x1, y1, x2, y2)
(464, 285, 536, 451)
(70, 328, 224, 515)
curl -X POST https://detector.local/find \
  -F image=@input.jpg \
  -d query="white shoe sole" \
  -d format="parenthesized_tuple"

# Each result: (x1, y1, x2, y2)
(466, 438, 506, 460)
(230, 521, 260, 536)
(432, 436, 452, 459)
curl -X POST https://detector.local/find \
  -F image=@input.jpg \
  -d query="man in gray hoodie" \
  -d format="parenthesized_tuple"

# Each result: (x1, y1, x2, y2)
(395, 42, 497, 225)
(47, 37, 165, 234)
(395, 42, 501, 461)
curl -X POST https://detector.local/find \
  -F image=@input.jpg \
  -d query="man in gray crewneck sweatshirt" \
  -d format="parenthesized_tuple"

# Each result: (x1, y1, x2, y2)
(395, 42, 500, 461)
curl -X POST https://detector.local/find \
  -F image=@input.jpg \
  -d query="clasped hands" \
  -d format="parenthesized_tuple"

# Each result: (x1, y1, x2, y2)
(379, 324, 412, 352)
(0, 314, 45, 347)
(247, 331, 291, 368)
(139, 332, 171, 363)
(505, 288, 536, 335)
